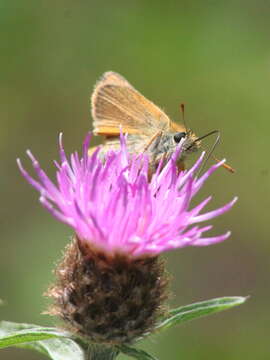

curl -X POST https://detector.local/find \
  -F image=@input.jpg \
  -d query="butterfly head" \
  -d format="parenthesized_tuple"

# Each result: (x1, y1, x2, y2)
(146, 129, 199, 165)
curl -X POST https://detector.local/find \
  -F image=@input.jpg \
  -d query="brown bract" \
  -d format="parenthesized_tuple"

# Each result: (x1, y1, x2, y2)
(45, 237, 169, 345)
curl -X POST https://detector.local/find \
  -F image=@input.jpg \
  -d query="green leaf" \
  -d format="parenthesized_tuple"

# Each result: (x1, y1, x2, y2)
(17, 341, 50, 356)
(0, 321, 85, 360)
(0, 321, 71, 349)
(156, 296, 247, 331)
(118, 344, 158, 360)
(18, 338, 85, 360)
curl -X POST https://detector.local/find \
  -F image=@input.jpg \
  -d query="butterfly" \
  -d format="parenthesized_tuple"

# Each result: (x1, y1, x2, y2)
(90, 71, 233, 174)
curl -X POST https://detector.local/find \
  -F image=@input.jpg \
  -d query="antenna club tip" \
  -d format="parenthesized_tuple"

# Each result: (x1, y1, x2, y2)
(222, 162, 236, 174)
(179, 103, 185, 113)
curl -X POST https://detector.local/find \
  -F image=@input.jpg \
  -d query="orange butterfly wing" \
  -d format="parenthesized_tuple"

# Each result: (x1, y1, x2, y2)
(91, 71, 172, 137)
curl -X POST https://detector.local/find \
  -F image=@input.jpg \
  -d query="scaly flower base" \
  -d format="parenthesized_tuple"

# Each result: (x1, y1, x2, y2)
(46, 237, 168, 344)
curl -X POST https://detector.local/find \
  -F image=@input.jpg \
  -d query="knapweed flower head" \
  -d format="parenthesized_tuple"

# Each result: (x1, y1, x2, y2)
(17, 133, 236, 344)
(18, 133, 236, 258)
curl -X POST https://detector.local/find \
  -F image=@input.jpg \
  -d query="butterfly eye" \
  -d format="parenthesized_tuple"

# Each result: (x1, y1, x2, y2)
(173, 132, 186, 143)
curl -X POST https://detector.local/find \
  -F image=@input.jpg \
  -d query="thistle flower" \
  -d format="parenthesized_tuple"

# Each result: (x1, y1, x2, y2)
(17, 133, 236, 345)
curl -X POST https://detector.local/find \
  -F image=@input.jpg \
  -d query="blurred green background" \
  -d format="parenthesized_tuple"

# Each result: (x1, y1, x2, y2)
(1, 1, 269, 359)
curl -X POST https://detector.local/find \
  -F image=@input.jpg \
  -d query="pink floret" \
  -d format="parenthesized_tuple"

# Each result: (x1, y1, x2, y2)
(17, 133, 237, 257)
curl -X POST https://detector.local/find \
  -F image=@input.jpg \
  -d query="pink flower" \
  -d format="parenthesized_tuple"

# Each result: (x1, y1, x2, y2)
(17, 133, 237, 258)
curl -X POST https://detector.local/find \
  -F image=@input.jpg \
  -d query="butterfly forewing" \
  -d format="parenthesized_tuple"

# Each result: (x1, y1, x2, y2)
(91, 71, 171, 137)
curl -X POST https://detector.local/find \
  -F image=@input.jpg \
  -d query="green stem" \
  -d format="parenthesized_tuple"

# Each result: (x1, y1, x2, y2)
(86, 344, 119, 360)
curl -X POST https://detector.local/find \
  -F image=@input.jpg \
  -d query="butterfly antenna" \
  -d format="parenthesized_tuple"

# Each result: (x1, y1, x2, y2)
(190, 130, 235, 176)
(180, 103, 188, 133)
